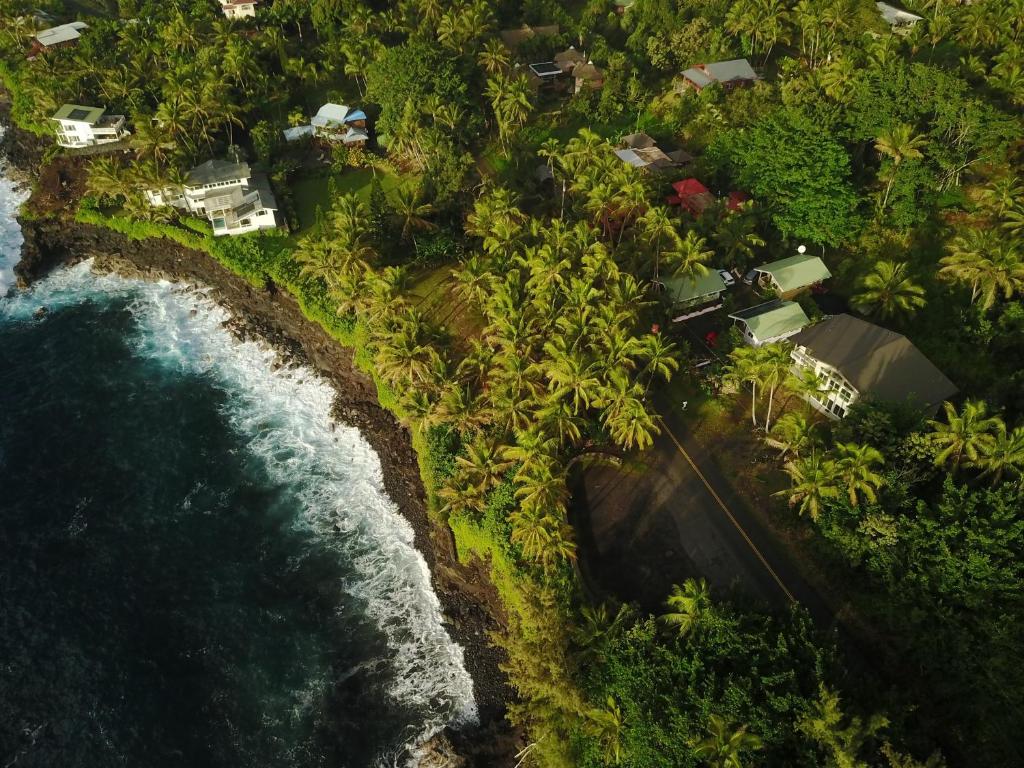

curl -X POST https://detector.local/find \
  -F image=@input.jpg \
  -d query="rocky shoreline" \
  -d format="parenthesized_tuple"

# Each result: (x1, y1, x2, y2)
(2, 113, 518, 766)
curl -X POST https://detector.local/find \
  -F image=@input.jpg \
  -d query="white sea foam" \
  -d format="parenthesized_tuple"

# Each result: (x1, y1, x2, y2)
(1, 262, 478, 765)
(0, 130, 29, 295)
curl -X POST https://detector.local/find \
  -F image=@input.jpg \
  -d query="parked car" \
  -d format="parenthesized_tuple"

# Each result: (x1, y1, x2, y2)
(742, 269, 758, 285)
(718, 269, 736, 287)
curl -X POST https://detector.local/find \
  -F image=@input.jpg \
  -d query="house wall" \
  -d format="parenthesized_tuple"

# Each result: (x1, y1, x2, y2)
(53, 117, 128, 148)
(211, 207, 277, 237)
(221, 2, 256, 18)
(791, 346, 859, 418)
(737, 321, 805, 347)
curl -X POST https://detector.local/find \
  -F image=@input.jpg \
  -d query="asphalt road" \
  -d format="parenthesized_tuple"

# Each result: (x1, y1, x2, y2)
(573, 394, 835, 626)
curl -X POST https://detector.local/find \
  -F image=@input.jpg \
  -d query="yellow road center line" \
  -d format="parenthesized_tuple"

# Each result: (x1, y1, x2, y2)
(658, 417, 797, 604)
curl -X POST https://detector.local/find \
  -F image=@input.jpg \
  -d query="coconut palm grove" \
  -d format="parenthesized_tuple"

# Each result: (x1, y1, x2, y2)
(2, 0, 1023, 765)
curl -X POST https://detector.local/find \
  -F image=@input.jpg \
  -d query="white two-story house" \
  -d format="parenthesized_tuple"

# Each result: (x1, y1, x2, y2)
(218, 0, 258, 19)
(790, 314, 957, 418)
(145, 159, 279, 237)
(50, 104, 130, 148)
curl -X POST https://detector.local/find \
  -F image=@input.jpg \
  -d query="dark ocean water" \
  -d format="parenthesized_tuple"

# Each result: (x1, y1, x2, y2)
(0, 263, 474, 767)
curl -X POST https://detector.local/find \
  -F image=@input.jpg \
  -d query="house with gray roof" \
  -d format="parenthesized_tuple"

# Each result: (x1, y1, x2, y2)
(790, 314, 956, 418)
(752, 253, 831, 297)
(144, 159, 279, 237)
(729, 300, 810, 346)
(677, 59, 759, 93)
(50, 104, 129, 148)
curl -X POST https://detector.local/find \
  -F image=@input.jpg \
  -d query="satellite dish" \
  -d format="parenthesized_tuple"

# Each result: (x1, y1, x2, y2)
(797, 245, 807, 254)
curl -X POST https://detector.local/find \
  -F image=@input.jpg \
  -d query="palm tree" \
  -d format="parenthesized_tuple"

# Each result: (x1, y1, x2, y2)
(978, 424, 1024, 485)
(833, 442, 885, 506)
(777, 453, 842, 520)
(638, 206, 680, 280)
(503, 428, 558, 481)
(938, 234, 1024, 311)
(602, 389, 660, 451)
(977, 175, 1024, 218)
(543, 340, 602, 414)
(515, 462, 570, 515)
(820, 56, 859, 103)
(486, 73, 533, 152)
(713, 205, 765, 271)
(724, 346, 766, 427)
(586, 697, 624, 766)
(693, 714, 764, 768)
(757, 342, 794, 430)
(390, 185, 438, 243)
(928, 400, 1001, 471)
(875, 123, 928, 211)
(851, 261, 927, 320)
(85, 157, 130, 203)
(639, 333, 680, 393)
(477, 38, 510, 75)
(455, 439, 513, 493)
(766, 412, 821, 458)
(661, 578, 712, 638)
(666, 230, 714, 282)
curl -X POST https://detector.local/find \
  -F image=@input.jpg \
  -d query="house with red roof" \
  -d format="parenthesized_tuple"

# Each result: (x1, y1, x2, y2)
(667, 179, 716, 215)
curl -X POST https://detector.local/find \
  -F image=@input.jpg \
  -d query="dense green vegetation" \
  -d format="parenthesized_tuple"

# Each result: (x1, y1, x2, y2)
(3, 0, 1024, 765)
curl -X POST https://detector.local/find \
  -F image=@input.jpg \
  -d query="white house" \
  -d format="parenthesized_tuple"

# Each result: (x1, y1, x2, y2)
(50, 104, 130, 148)
(728, 300, 810, 346)
(146, 159, 279, 237)
(876, 2, 923, 33)
(790, 314, 957, 418)
(218, 0, 258, 19)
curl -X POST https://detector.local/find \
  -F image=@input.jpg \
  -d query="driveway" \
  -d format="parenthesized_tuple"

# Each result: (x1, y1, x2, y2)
(572, 397, 834, 625)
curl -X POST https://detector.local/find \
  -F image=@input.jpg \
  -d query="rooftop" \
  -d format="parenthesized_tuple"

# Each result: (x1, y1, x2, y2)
(312, 103, 350, 127)
(52, 103, 104, 124)
(730, 300, 809, 340)
(792, 314, 956, 408)
(755, 254, 832, 292)
(704, 58, 758, 83)
(664, 269, 727, 304)
(876, 2, 923, 25)
(186, 159, 250, 187)
(35, 21, 88, 47)
(528, 61, 562, 78)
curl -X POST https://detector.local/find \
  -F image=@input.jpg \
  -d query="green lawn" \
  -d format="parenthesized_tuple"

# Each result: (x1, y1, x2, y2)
(290, 167, 407, 237)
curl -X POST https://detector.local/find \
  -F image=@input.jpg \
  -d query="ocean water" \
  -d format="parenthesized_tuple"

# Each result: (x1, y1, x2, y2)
(0, 158, 475, 767)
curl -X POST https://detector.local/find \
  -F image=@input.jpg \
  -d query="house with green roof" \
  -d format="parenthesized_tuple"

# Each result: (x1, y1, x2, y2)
(752, 253, 831, 297)
(663, 270, 728, 320)
(729, 300, 810, 346)
(51, 104, 129, 149)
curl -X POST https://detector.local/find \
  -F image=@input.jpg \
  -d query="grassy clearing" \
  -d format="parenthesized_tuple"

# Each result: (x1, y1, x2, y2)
(408, 263, 485, 345)
(290, 167, 405, 236)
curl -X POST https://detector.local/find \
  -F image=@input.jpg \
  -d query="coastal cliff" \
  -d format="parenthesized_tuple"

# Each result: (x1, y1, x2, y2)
(3, 117, 518, 766)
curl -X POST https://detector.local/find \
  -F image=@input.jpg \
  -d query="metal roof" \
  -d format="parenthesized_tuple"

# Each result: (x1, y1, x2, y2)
(52, 103, 103, 123)
(730, 300, 809, 341)
(282, 125, 314, 142)
(792, 314, 956, 409)
(35, 21, 88, 46)
(529, 61, 562, 77)
(755, 254, 831, 292)
(681, 67, 713, 88)
(342, 127, 369, 144)
(876, 2, 923, 25)
(614, 149, 645, 168)
(311, 103, 349, 127)
(664, 270, 727, 304)
(703, 59, 758, 83)
(186, 159, 250, 187)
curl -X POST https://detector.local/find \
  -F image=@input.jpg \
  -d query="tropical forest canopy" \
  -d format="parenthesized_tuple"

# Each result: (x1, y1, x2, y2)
(1, 0, 1023, 766)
